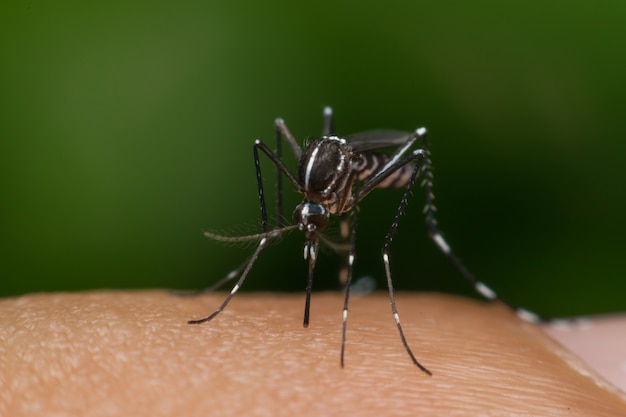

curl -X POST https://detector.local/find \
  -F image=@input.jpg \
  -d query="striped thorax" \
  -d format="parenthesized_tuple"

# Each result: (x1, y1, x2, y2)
(293, 135, 415, 236)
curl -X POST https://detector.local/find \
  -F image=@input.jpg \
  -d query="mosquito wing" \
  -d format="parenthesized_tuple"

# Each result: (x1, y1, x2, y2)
(344, 130, 412, 152)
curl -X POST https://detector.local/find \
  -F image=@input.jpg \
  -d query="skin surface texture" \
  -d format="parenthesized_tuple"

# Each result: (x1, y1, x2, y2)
(1, 291, 625, 417)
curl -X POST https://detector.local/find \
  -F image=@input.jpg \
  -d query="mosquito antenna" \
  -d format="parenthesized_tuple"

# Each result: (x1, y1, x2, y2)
(204, 224, 298, 243)
(183, 225, 298, 295)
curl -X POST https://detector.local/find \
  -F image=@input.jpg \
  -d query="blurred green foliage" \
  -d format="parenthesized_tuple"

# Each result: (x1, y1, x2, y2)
(1, 1, 625, 318)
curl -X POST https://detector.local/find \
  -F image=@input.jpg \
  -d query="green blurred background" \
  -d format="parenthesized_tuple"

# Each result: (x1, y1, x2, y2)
(1, 1, 625, 318)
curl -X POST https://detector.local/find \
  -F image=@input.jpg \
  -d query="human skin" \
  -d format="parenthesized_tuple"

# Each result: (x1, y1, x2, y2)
(1, 291, 625, 417)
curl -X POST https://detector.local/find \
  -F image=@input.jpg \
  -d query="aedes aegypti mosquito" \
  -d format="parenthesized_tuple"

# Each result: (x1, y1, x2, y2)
(188, 107, 540, 375)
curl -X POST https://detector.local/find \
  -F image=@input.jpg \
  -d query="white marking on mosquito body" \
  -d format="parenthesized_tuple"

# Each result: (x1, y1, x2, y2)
(310, 245, 317, 261)
(380, 164, 414, 188)
(304, 145, 320, 190)
(324, 106, 332, 116)
(432, 233, 451, 254)
(357, 155, 379, 181)
(259, 237, 268, 246)
(516, 308, 541, 323)
(230, 284, 240, 294)
(322, 145, 346, 195)
(299, 204, 310, 222)
(475, 282, 497, 300)
(383, 253, 390, 264)
(348, 254, 355, 265)
(226, 270, 237, 279)
(343, 309, 348, 321)
(381, 151, 403, 173)
(371, 132, 421, 184)
(416, 127, 427, 136)
(394, 312, 401, 324)
(325, 135, 346, 144)
(254, 139, 261, 145)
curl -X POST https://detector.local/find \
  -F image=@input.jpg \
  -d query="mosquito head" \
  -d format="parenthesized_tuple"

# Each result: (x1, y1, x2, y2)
(293, 202, 330, 238)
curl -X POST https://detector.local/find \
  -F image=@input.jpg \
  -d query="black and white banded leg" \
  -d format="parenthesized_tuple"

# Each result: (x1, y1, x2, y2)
(372, 129, 432, 375)
(418, 134, 541, 324)
(341, 128, 432, 374)
(340, 209, 358, 367)
(187, 134, 302, 324)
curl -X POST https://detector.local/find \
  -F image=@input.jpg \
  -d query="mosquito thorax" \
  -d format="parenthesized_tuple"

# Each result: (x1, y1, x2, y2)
(293, 202, 330, 238)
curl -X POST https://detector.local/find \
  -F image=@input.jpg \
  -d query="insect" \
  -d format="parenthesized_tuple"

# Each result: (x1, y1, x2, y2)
(188, 107, 539, 375)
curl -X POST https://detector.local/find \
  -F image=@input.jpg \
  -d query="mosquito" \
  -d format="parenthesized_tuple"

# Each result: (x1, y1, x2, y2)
(188, 107, 540, 375)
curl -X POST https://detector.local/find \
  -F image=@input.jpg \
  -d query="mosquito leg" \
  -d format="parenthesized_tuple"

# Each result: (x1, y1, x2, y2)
(188, 236, 272, 324)
(274, 108, 342, 226)
(341, 129, 430, 371)
(418, 132, 541, 323)
(254, 141, 271, 233)
(178, 139, 280, 299)
(337, 213, 351, 287)
(340, 209, 358, 367)
(172, 262, 249, 298)
(186, 136, 299, 320)
(195, 252, 259, 293)
(382, 156, 432, 375)
(348, 129, 426, 209)
(274, 118, 284, 228)
(323, 106, 334, 136)
(302, 238, 320, 328)
(253, 140, 302, 233)
(274, 117, 302, 160)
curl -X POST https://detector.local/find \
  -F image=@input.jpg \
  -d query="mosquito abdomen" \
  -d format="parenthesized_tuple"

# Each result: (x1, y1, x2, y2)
(355, 152, 413, 188)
